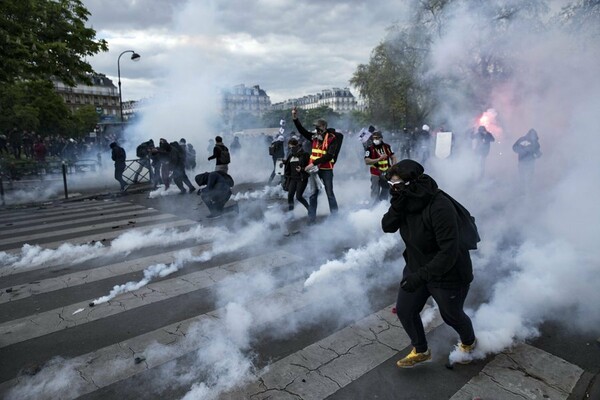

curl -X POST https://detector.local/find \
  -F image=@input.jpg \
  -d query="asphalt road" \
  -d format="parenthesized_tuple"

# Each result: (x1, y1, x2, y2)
(0, 181, 598, 400)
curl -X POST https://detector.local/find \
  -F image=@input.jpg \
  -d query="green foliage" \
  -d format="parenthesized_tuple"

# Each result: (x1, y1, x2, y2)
(72, 105, 100, 136)
(0, 0, 108, 85)
(351, 0, 565, 130)
(0, 80, 93, 137)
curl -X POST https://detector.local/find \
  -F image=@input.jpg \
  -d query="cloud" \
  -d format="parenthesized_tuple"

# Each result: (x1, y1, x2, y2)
(81, 0, 408, 102)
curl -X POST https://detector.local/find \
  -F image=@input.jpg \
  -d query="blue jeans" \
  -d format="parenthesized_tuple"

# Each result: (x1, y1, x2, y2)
(308, 169, 338, 220)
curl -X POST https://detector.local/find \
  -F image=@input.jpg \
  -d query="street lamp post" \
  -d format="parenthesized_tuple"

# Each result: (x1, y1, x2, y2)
(117, 50, 141, 125)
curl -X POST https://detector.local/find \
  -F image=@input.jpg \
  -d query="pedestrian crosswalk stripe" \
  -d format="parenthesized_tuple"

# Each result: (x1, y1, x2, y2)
(0, 279, 313, 399)
(0, 250, 302, 348)
(0, 208, 160, 238)
(0, 220, 196, 270)
(449, 344, 583, 400)
(0, 213, 176, 248)
(0, 244, 213, 305)
(1, 203, 146, 228)
(223, 305, 442, 400)
(0, 201, 132, 222)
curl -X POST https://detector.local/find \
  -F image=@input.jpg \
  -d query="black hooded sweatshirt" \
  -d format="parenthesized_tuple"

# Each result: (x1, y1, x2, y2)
(381, 170, 473, 288)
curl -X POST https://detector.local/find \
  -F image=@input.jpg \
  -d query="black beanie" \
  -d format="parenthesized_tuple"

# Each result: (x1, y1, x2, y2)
(388, 159, 424, 182)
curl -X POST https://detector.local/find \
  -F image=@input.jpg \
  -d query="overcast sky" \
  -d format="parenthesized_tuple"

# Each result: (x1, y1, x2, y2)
(82, 0, 409, 103)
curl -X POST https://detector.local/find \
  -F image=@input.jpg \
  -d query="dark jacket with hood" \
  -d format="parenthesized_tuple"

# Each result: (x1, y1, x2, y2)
(110, 142, 126, 166)
(512, 129, 541, 162)
(381, 160, 473, 288)
(284, 146, 310, 181)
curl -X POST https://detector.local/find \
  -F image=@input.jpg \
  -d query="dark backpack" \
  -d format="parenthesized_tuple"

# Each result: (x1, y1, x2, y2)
(218, 145, 230, 164)
(136, 143, 146, 158)
(424, 190, 481, 250)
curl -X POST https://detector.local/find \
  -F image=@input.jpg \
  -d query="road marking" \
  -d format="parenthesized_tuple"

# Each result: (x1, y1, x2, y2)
(0, 203, 146, 228)
(0, 208, 160, 237)
(0, 201, 132, 222)
(0, 244, 212, 305)
(0, 220, 196, 270)
(449, 344, 583, 400)
(0, 213, 176, 248)
(0, 250, 302, 347)
(224, 305, 442, 400)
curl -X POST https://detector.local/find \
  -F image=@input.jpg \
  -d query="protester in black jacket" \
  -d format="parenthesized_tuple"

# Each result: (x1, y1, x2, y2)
(381, 159, 476, 368)
(195, 171, 236, 218)
(208, 136, 230, 173)
(283, 138, 310, 212)
(109, 142, 127, 191)
(154, 138, 172, 190)
(472, 125, 495, 179)
(512, 128, 542, 187)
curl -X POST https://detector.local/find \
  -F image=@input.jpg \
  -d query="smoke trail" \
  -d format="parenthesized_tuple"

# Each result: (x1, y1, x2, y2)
(148, 185, 184, 198)
(304, 233, 400, 287)
(1, 242, 106, 269)
(231, 185, 286, 201)
(90, 250, 193, 305)
(89, 214, 283, 306)
(0, 224, 226, 270)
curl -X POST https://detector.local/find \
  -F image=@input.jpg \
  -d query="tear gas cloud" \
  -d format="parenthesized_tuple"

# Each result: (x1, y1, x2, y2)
(6, 1, 600, 398)
(406, 0, 600, 361)
(0, 224, 226, 272)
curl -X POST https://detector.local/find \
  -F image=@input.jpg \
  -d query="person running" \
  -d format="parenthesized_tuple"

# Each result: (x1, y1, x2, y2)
(208, 136, 230, 173)
(381, 159, 477, 368)
(283, 137, 310, 213)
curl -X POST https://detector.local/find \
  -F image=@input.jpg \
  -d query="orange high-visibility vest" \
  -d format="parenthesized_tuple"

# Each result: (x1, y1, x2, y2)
(368, 143, 393, 176)
(310, 132, 335, 170)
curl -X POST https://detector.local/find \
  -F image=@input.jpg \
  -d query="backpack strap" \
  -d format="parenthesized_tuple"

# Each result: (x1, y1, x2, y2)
(421, 189, 441, 232)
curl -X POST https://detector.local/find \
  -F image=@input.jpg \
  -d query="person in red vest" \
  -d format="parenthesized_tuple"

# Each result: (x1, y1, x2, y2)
(364, 130, 397, 203)
(292, 107, 341, 224)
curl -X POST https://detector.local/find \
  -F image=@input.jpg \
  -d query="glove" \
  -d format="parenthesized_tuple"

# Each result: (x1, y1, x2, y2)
(400, 273, 425, 293)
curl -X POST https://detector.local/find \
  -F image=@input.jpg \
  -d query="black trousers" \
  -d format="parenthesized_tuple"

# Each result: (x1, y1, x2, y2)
(287, 178, 309, 211)
(396, 283, 475, 353)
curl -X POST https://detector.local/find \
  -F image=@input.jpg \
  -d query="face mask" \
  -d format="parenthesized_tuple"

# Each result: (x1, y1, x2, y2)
(373, 139, 382, 145)
(388, 179, 409, 195)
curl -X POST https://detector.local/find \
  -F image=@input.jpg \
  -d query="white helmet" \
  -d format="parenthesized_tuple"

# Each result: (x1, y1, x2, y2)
(422, 125, 430, 132)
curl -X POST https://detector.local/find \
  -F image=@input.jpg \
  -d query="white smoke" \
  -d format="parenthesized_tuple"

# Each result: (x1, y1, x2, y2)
(90, 250, 193, 305)
(148, 185, 184, 198)
(417, 0, 600, 362)
(304, 233, 400, 287)
(4, 358, 86, 400)
(231, 185, 286, 201)
(0, 224, 225, 271)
